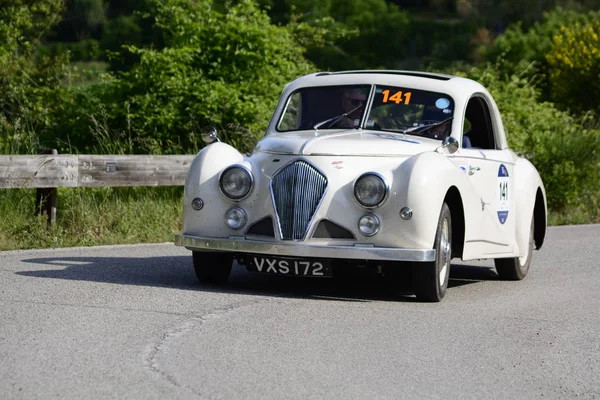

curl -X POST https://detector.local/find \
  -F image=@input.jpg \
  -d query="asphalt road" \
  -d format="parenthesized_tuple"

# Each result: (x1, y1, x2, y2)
(1, 225, 599, 399)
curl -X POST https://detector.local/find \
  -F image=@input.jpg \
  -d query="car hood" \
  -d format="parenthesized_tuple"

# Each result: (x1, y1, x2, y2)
(254, 130, 440, 157)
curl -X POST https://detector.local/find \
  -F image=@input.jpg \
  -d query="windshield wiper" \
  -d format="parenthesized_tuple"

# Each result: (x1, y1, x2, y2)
(313, 104, 363, 130)
(402, 117, 454, 134)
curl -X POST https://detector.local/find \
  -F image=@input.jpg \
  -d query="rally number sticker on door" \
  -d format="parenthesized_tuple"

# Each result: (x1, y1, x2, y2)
(497, 164, 509, 224)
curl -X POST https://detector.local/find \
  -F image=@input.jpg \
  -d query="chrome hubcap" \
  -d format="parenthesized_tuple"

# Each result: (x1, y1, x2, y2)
(439, 218, 451, 287)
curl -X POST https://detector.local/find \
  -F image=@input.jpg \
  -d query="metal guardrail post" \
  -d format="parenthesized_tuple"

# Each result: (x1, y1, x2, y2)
(35, 149, 58, 228)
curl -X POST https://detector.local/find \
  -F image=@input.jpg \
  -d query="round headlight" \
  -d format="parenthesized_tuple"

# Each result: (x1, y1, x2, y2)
(225, 207, 247, 230)
(354, 173, 388, 208)
(358, 214, 380, 237)
(219, 165, 253, 200)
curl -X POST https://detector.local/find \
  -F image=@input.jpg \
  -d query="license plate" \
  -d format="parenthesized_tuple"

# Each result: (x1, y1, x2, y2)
(248, 256, 332, 277)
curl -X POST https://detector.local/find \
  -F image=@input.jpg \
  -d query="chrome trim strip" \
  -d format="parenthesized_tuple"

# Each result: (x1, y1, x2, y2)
(306, 152, 421, 157)
(255, 150, 420, 158)
(255, 149, 297, 155)
(275, 92, 294, 131)
(175, 234, 436, 262)
(465, 239, 509, 246)
(450, 153, 516, 165)
(358, 84, 376, 129)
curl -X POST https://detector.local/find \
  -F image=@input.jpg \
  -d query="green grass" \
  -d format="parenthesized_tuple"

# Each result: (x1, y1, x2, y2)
(548, 207, 600, 226)
(0, 184, 598, 251)
(0, 187, 183, 251)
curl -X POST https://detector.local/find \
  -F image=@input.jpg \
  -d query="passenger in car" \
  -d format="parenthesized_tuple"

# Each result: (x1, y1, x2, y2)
(463, 134, 472, 148)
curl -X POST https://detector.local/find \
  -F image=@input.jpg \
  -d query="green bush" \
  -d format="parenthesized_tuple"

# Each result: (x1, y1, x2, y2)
(70, 0, 317, 154)
(258, 0, 411, 70)
(485, 8, 600, 104)
(312, 0, 410, 70)
(39, 39, 103, 62)
(0, 0, 73, 154)
(100, 15, 145, 71)
(546, 21, 600, 113)
(485, 8, 600, 73)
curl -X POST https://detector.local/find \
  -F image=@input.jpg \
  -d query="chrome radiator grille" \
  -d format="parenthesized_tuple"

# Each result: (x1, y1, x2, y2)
(271, 160, 327, 240)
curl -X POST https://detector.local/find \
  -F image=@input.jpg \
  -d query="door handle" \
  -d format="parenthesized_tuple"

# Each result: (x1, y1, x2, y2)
(468, 165, 481, 175)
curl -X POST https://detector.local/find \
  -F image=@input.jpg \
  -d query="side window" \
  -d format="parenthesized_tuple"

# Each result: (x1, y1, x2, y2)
(463, 97, 496, 150)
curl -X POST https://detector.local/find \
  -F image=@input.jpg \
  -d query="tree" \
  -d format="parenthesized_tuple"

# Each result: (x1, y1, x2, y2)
(546, 21, 600, 113)
(52, 0, 106, 41)
(0, 0, 64, 49)
(484, 7, 600, 106)
(252, 0, 412, 70)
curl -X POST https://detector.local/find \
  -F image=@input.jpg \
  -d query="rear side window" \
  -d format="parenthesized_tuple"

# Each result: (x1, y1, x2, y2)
(463, 96, 497, 150)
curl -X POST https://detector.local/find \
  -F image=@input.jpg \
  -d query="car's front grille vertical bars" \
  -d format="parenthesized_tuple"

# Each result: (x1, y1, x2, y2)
(271, 160, 327, 240)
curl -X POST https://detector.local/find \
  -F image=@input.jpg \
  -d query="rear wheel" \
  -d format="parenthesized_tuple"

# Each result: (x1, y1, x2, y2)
(494, 217, 534, 280)
(412, 203, 452, 302)
(192, 251, 233, 284)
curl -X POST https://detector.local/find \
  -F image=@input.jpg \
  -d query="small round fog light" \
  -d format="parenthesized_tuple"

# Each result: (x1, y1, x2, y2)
(225, 207, 247, 230)
(191, 198, 204, 211)
(400, 207, 413, 220)
(358, 214, 380, 237)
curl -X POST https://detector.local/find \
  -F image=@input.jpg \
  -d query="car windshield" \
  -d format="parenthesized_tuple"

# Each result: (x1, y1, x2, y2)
(365, 85, 455, 140)
(277, 84, 455, 140)
(277, 85, 371, 131)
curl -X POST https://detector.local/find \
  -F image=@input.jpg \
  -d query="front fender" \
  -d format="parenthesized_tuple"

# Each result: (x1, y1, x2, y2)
(183, 142, 245, 234)
(392, 152, 480, 250)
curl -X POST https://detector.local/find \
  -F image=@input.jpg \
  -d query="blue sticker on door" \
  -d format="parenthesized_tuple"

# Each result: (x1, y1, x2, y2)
(497, 164, 509, 224)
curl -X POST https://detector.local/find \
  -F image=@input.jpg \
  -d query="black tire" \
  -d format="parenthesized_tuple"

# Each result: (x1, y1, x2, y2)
(494, 217, 534, 280)
(412, 203, 452, 302)
(192, 251, 233, 285)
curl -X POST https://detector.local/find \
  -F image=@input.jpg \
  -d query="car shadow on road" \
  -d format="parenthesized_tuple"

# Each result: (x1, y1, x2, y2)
(17, 256, 499, 303)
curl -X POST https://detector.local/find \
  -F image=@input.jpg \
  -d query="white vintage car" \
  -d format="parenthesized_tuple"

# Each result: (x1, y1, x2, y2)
(175, 70, 547, 302)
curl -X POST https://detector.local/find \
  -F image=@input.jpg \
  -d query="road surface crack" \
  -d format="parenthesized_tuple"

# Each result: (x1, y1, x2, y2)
(144, 298, 271, 398)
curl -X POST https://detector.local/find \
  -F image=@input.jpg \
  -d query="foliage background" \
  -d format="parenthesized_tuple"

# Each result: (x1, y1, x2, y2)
(1, 0, 599, 249)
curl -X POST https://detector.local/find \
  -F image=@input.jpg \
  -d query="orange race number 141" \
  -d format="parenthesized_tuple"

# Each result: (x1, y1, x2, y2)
(382, 89, 412, 104)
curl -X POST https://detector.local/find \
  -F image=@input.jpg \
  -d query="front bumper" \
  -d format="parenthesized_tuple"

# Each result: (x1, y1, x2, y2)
(175, 234, 436, 262)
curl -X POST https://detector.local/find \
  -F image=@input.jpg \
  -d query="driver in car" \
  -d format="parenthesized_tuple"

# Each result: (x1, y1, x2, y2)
(338, 89, 367, 128)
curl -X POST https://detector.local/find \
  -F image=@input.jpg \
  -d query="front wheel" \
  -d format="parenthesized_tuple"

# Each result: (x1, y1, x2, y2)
(412, 203, 452, 302)
(192, 251, 233, 284)
(494, 217, 534, 280)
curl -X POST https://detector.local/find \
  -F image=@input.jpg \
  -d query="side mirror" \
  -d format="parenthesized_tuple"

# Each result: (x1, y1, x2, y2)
(201, 127, 220, 144)
(441, 136, 459, 154)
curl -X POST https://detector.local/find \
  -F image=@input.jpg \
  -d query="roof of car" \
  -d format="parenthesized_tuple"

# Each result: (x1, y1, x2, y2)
(283, 70, 487, 103)
(315, 70, 455, 81)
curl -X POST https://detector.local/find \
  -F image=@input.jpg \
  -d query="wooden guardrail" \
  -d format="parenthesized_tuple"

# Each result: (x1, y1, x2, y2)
(0, 151, 194, 227)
